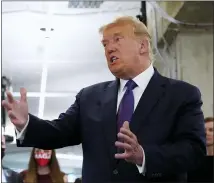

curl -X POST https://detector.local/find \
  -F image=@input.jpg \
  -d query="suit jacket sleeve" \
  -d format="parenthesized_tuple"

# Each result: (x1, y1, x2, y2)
(12, 170, 24, 183)
(143, 85, 206, 178)
(17, 89, 83, 149)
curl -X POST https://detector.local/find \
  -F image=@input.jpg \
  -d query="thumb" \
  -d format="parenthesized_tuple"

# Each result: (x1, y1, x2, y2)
(8, 110, 17, 120)
(123, 121, 130, 129)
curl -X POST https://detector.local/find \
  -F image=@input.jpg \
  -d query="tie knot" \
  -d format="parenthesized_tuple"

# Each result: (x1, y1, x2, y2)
(125, 80, 137, 91)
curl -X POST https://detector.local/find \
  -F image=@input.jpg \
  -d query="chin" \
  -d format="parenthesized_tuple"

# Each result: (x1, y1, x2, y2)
(110, 71, 121, 78)
(109, 65, 130, 79)
(112, 72, 130, 80)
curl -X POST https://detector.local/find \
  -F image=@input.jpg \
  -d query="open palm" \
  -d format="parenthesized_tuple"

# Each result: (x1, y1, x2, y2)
(2, 88, 29, 130)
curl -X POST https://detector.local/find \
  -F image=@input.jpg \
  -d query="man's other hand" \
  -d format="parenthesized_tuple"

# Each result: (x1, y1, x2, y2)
(115, 121, 144, 166)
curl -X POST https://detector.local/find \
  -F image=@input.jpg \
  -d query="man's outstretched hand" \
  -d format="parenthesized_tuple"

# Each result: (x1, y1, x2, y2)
(2, 87, 29, 131)
(115, 121, 144, 166)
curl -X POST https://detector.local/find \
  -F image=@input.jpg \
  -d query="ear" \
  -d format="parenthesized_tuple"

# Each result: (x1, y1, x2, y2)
(139, 38, 149, 55)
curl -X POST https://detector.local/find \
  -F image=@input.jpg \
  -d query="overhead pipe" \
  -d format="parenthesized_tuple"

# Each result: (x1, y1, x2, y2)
(136, 1, 147, 26)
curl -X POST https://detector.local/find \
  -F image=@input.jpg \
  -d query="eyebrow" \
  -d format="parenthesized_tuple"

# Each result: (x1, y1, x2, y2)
(114, 32, 122, 36)
(101, 32, 123, 43)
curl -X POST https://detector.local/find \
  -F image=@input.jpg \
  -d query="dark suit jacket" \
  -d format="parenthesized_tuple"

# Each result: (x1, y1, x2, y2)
(17, 69, 206, 183)
(187, 156, 213, 182)
(2, 166, 23, 183)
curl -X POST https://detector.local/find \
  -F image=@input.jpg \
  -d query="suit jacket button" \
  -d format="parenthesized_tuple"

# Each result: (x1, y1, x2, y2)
(113, 169, 118, 175)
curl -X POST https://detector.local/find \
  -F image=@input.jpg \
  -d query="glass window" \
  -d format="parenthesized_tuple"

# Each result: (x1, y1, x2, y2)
(43, 96, 76, 119)
(2, 62, 43, 92)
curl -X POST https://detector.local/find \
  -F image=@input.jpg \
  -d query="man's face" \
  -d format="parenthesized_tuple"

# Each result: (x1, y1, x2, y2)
(102, 24, 142, 79)
(205, 121, 213, 146)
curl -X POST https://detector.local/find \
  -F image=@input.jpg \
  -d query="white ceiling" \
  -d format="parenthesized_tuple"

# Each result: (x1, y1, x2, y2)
(2, 1, 141, 92)
(2, 1, 141, 14)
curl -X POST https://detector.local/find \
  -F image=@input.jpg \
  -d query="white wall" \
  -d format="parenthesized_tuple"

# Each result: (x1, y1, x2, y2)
(166, 29, 213, 117)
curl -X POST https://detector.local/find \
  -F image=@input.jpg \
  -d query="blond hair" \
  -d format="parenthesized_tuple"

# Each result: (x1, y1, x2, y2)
(99, 16, 154, 62)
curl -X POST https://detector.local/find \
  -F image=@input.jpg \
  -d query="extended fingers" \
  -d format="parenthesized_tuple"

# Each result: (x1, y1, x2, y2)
(120, 127, 137, 141)
(117, 132, 135, 145)
(2, 100, 12, 111)
(115, 141, 132, 151)
(6, 91, 14, 103)
(115, 151, 130, 159)
(20, 88, 27, 102)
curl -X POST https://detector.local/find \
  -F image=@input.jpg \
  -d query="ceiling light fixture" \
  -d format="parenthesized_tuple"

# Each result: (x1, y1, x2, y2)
(40, 28, 54, 31)
(40, 28, 54, 38)
(68, 0, 104, 8)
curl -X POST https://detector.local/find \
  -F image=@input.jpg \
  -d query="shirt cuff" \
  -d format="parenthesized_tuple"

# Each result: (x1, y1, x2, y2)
(136, 146, 146, 175)
(15, 115, 29, 141)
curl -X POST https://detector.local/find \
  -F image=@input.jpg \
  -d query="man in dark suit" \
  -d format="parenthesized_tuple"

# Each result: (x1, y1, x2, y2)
(2, 16, 206, 183)
(2, 135, 23, 183)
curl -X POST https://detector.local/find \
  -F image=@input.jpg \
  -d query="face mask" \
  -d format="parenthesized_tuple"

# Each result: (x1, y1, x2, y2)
(1, 148, 5, 159)
(34, 152, 51, 166)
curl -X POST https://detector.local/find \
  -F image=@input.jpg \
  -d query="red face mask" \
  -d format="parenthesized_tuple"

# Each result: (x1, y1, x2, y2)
(34, 152, 51, 166)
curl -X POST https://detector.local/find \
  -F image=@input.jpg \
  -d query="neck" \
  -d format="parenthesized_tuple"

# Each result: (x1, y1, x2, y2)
(37, 166, 50, 175)
(207, 145, 214, 156)
(127, 60, 151, 79)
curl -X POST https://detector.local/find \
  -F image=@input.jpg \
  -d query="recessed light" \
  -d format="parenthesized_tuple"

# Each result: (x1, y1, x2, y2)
(40, 28, 54, 31)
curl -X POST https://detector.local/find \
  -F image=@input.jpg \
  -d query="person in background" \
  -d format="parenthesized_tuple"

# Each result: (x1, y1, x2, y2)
(205, 117, 214, 156)
(188, 117, 213, 182)
(2, 135, 23, 183)
(20, 148, 68, 183)
(3, 16, 206, 183)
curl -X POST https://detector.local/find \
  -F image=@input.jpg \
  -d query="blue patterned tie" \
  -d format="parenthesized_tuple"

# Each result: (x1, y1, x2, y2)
(117, 79, 137, 130)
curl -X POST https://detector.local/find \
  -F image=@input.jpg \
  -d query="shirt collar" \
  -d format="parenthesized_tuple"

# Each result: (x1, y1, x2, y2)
(119, 64, 154, 92)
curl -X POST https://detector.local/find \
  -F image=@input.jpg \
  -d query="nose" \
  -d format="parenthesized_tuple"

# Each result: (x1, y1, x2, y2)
(106, 42, 117, 55)
(107, 49, 115, 55)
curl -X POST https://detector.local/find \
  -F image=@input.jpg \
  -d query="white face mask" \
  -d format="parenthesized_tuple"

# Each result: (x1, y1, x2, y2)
(34, 153, 51, 160)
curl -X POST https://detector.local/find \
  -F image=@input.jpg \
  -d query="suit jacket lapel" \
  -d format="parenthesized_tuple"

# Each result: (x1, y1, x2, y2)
(99, 70, 167, 164)
(100, 79, 119, 162)
(130, 69, 167, 135)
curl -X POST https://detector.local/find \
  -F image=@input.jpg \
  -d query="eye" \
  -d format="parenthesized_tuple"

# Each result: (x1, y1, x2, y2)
(115, 36, 123, 42)
(102, 42, 107, 47)
(115, 37, 120, 42)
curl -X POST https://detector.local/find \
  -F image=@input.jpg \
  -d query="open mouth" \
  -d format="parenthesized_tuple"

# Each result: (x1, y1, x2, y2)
(110, 56, 119, 63)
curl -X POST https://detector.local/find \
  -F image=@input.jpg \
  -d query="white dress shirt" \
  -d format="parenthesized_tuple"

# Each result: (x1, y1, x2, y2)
(16, 64, 154, 174)
(117, 64, 154, 174)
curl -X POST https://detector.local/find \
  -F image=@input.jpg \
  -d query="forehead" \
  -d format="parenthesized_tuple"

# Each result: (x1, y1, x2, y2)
(205, 121, 213, 128)
(102, 24, 135, 40)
